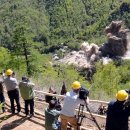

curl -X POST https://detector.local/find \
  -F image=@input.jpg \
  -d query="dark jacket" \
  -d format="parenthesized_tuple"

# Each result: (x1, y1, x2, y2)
(0, 82, 3, 93)
(0, 82, 5, 102)
(106, 100, 130, 130)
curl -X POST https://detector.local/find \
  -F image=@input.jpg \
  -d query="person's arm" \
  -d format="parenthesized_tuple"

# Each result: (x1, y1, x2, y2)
(86, 97, 89, 105)
(14, 78, 18, 85)
(54, 109, 61, 115)
(28, 83, 35, 88)
(1, 81, 6, 92)
(19, 82, 22, 88)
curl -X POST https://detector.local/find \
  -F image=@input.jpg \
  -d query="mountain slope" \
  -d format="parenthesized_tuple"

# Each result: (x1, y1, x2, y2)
(0, 0, 130, 51)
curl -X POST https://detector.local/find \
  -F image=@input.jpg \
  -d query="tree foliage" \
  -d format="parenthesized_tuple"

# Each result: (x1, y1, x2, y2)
(0, 47, 10, 69)
(0, 0, 130, 50)
(93, 62, 121, 96)
(91, 60, 130, 100)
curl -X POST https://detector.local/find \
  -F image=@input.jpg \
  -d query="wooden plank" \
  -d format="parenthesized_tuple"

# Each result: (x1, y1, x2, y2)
(34, 90, 65, 98)
(80, 126, 95, 130)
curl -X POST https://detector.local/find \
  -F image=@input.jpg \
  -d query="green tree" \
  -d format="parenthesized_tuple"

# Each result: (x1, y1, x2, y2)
(0, 47, 11, 69)
(12, 23, 39, 75)
(93, 62, 121, 98)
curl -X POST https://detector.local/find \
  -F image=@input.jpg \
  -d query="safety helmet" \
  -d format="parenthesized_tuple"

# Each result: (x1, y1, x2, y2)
(116, 90, 128, 101)
(71, 81, 81, 89)
(6, 69, 13, 76)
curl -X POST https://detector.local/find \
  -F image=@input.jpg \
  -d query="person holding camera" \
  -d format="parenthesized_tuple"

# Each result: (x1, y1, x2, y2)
(45, 99, 61, 130)
(19, 76, 35, 117)
(60, 81, 89, 130)
(105, 90, 130, 130)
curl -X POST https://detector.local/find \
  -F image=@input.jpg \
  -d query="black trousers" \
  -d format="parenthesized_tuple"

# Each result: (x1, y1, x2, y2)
(7, 89, 21, 114)
(24, 98, 34, 115)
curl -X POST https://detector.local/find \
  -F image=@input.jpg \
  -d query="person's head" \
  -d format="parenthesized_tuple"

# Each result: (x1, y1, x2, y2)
(116, 90, 128, 102)
(49, 100, 56, 109)
(71, 81, 81, 93)
(6, 69, 13, 76)
(22, 76, 29, 82)
(12, 72, 16, 77)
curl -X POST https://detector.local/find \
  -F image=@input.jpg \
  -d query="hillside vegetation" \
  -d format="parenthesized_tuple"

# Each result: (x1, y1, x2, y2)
(0, 0, 130, 100)
(0, 0, 130, 49)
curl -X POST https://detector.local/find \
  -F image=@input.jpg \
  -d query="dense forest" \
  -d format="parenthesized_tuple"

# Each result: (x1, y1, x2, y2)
(0, 0, 130, 100)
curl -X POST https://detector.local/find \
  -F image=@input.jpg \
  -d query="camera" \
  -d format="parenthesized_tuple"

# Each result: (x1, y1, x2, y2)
(79, 87, 89, 100)
(125, 89, 130, 94)
(124, 89, 130, 108)
(55, 99, 62, 111)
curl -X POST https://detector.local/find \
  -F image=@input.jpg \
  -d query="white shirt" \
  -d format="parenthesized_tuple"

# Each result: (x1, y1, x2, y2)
(4, 77, 18, 91)
(61, 91, 85, 117)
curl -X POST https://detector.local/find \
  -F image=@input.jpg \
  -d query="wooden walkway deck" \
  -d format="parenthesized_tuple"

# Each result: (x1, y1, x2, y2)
(0, 109, 45, 130)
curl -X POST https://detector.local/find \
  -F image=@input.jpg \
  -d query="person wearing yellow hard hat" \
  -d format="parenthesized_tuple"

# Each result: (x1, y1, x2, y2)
(3, 69, 21, 114)
(105, 90, 130, 130)
(60, 81, 89, 130)
(5, 69, 13, 76)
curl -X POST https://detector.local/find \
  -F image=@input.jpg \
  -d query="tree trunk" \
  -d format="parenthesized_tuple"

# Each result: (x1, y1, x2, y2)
(23, 43, 30, 75)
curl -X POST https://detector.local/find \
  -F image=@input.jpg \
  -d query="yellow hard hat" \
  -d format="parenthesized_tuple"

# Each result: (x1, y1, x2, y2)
(6, 69, 13, 76)
(116, 90, 128, 101)
(71, 81, 81, 89)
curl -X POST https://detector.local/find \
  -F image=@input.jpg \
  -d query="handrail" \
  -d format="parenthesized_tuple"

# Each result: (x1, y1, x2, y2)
(34, 90, 107, 120)
(4, 89, 109, 104)
(34, 90, 65, 98)
(34, 90, 109, 105)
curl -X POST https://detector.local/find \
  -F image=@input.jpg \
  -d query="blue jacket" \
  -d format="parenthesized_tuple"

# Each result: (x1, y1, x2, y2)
(106, 100, 130, 130)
